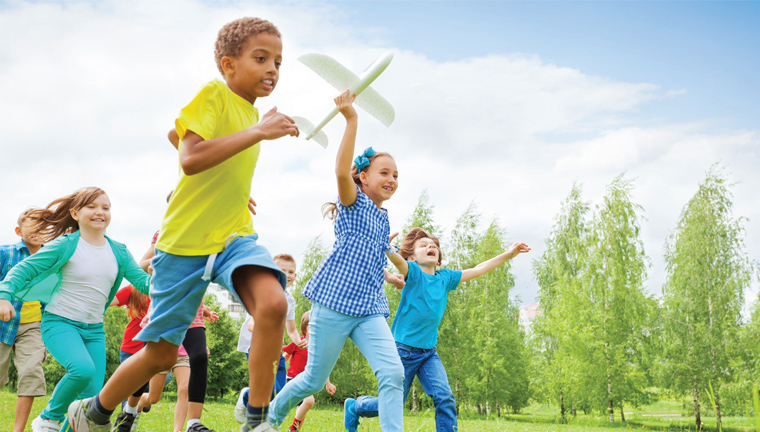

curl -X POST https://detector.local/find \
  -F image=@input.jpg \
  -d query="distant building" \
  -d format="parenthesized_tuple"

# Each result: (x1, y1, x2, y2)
(207, 283, 246, 321)
(518, 303, 540, 333)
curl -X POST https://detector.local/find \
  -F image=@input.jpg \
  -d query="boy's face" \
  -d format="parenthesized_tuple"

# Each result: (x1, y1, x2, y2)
(222, 32, 283, 104)
(275, 259, 297, 287)
(410, 237, 440, 267)
(15, 219, 41, 248)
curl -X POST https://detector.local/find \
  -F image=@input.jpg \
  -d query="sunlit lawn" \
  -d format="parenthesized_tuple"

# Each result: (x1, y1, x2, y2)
(1, 389, 755, 431)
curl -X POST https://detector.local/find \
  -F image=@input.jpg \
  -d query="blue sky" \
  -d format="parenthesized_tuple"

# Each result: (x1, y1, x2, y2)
(0, 0, 758, 310)
(340, 1, 760, 130)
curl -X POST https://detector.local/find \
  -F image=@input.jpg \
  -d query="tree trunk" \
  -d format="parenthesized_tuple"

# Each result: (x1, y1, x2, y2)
(496, 402, 501, 418)
(692, 381, 701, 430)
(713, 387, 723, 432)
(411, 384, 417, 414)
(560, 390, 565, 420)
(608, 399, 614, 423)
(486, 401, 490, 417)
(620, 403, 625, 422)
(571, 404, 576, 417)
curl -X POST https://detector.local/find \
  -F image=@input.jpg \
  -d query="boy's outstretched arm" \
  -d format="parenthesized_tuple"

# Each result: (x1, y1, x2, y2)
(385, 232, 410, 277)
(460, 242, 530, 283)
(180, 106, 298, 175)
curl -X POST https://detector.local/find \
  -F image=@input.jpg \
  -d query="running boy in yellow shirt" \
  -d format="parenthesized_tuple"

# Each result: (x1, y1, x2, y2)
(68, 17, 299, 432)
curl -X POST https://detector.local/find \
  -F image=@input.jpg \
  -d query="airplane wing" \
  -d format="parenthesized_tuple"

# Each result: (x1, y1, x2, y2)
(298, 54, 395, 127)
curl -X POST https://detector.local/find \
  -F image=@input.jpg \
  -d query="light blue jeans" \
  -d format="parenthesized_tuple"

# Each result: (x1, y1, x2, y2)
(355, 343, 457, 432)
(268, 303, 404, 431)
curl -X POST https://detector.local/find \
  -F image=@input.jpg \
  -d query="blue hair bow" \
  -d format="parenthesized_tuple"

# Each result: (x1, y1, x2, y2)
(354, 147, 377, 173)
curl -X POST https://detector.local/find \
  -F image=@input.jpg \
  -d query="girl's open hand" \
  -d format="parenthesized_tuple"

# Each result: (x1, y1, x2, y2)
(505, 242, 531, 259)
(325, 382, 337, 395)
(335, 90, 357, 120)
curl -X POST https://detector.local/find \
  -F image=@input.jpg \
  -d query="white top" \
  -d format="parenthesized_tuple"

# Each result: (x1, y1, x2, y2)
(46, 238, 117, 324)
(237, 289, 297, 353)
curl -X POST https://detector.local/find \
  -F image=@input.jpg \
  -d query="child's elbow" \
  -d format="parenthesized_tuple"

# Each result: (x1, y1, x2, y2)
(180, 156, 201, 176)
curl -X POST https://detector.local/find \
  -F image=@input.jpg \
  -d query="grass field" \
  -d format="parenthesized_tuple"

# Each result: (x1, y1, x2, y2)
(1, 389, 756, 432)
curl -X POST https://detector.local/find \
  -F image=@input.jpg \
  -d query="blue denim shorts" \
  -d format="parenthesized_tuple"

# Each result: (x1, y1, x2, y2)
(136, 234, 286, 346)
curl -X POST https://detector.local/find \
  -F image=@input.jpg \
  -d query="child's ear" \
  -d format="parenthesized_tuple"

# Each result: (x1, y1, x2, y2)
(221, 56, 235, 76)
(69, 208, 79, 221)
(14, 226, 22, 237)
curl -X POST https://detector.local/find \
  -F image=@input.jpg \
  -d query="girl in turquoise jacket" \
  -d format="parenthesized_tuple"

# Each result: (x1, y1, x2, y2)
(0, 187, 150, 432)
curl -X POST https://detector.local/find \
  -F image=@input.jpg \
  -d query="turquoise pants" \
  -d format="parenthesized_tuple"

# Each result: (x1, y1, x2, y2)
(40, 313, 106, 424)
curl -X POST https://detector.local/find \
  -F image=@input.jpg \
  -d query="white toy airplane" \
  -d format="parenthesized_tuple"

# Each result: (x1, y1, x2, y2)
(293, 52, 395, 148)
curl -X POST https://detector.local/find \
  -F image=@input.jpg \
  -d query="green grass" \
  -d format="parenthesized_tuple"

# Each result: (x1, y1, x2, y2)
(1, 389, 756, 432)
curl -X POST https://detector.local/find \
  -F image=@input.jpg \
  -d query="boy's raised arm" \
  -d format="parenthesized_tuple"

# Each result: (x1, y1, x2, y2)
(460, 242, 530, 283)
(179, 106, 298, 175)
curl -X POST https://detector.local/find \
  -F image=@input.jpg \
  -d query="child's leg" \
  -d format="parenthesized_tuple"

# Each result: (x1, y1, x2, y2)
(353, 347, 419, 418)
(97, 340, 179, 409)
(268, 303, 354, 426)
(415, 350, 456, 432)
(294, 395, 314, 421)
(233, 265, 287, 407)
(272, 353, 287, 399)
(39, 316, 105, 422)
(348, 315, 404, 432)
(172, 366, 191, 432)
(182, 327, 208, 422)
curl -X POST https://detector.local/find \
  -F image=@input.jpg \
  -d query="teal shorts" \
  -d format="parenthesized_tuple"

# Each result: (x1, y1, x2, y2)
(136, 234, 286, 346)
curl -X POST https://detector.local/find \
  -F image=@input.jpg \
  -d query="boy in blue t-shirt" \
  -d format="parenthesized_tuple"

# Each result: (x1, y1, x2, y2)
(344, 228, 530, 432)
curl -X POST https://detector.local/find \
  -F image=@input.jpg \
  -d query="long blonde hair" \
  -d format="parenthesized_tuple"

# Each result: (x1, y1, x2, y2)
(27, 187, 107, 243)
(321, 151, 394, 221)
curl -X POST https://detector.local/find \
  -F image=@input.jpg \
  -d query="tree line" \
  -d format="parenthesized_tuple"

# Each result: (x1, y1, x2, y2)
(5, 165, 757, 429)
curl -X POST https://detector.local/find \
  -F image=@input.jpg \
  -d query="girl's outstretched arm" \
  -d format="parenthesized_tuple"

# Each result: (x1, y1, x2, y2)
(460, 242, 530, 283)
(335, 90, 359, 207)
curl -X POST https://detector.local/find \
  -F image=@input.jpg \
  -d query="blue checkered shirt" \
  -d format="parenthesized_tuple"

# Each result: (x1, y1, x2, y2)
(303, 186, 391, 317)
(0, 241, 31, 345)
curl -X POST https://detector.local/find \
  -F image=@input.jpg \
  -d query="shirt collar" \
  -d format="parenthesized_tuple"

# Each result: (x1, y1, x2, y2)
(14, 241, 29, 253)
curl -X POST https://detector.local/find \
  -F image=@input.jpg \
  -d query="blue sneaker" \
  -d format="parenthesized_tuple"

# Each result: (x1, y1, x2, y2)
(343, 398, 359, 432)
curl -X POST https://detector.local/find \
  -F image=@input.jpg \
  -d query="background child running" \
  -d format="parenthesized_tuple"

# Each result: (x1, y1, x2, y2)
(344, 228, 530, 432)
(234, 253, 308, 424)
(0, 187, 151, 432)
(67, 17, 299, 432)
(130, 228, 219, 432)
(0, 209, 46, 432)
(281, 311, 336, 432)
(268, 90, 405, 432)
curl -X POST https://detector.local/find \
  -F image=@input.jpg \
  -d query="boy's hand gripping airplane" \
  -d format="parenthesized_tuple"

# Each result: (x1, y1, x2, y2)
(293, 52, 395, 148)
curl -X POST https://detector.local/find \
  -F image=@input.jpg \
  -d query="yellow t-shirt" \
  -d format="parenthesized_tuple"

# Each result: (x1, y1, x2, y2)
(19, 301, 42, 324)
(156, 79, 260, 256)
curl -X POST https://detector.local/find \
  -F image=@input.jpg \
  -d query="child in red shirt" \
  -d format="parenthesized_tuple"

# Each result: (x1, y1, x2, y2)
(281, 311, 336, 432)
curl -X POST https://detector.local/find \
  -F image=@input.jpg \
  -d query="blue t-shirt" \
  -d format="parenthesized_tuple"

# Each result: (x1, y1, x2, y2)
(303, 185, 391, 318)
(391, 261, 461, 349)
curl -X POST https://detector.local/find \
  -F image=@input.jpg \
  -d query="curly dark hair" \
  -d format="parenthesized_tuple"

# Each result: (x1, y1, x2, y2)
(214, 17, 281, 76)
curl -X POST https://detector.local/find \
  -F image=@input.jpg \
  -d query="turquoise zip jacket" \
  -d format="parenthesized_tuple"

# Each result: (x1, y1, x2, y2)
(0, 230, 150, 315)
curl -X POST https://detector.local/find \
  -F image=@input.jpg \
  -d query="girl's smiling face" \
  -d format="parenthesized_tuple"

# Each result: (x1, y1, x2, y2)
(360, 155, 398, 206)
(70, 193, 111, 233)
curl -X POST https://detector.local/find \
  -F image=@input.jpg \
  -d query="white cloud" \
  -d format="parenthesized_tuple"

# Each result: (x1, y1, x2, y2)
(0, 0, 757, 309)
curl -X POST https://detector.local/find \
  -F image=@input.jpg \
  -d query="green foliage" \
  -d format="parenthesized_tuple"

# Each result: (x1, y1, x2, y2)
(203, 295, 247, 399)
(659, 165, 753, 428)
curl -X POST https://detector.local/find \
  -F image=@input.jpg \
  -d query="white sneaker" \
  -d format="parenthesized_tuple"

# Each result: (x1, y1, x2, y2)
(240, 423, 279, 432)
(67, 398, 112, 432)
(234, 387, 249, 424)
(31, 417, 61, 432)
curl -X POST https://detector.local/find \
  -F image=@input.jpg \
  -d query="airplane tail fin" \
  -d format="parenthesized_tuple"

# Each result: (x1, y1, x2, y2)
(298, 53, 395, 127)
(292, 116, 328, 148)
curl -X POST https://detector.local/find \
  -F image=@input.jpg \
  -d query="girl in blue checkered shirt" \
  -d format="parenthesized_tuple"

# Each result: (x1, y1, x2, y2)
(268, 90, 405, 431)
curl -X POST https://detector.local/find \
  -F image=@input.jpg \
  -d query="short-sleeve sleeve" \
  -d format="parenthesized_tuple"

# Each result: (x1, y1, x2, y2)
(176, 80, 224, 142)
(114, 285, 133, 307)
(443, 269, 462, 292)
(285, 292, 296, 321)
(282, 342, 297, 355)
(405, 261, 421, 284)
